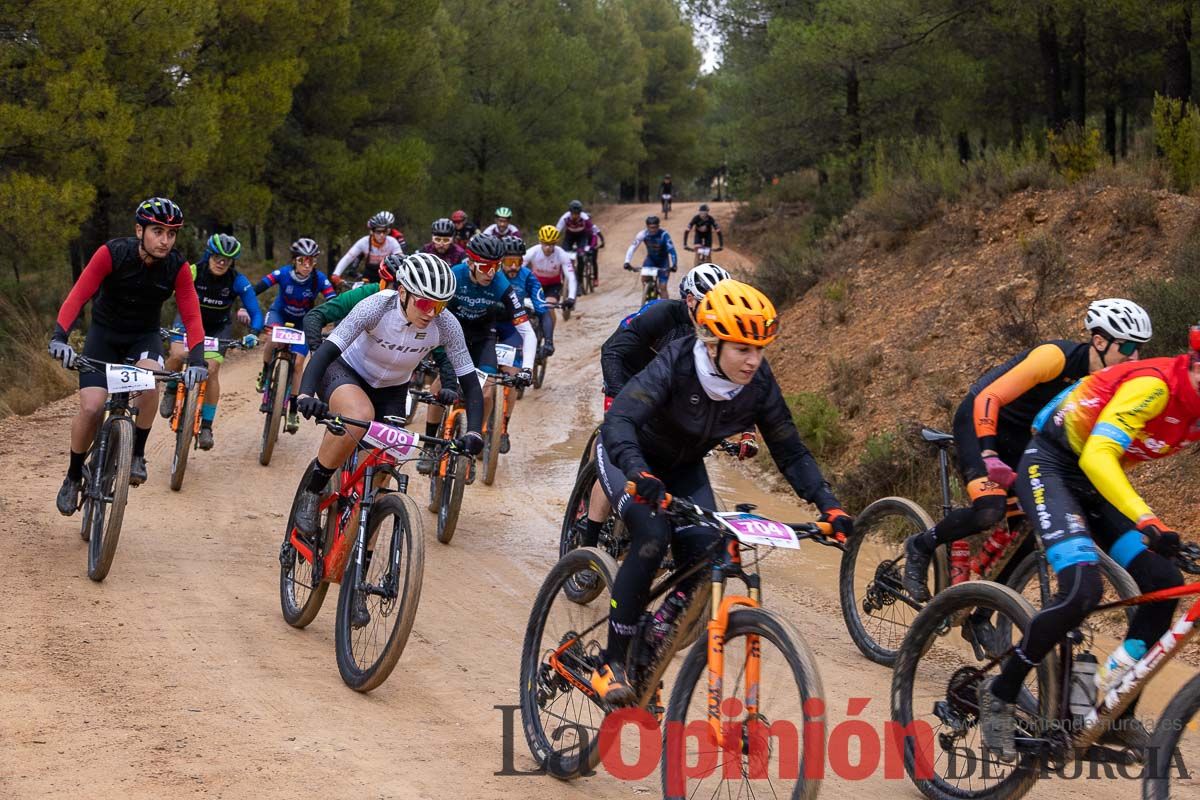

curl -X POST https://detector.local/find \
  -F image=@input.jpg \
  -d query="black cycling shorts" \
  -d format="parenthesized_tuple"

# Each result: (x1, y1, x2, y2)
(318, 358, 410, 422)
(463, 324, 498, 374)
(80, 323, 163, 390)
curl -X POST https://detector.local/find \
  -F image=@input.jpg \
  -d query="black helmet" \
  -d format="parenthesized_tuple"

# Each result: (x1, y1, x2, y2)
(502, 236, 526, 257)
(568, 200, 583, 212)
(465, 233, 505, 262)
(135, 197, 184, 229)
(290, 237, 321, 257)
(431, 217, 454, 236)
(699, 203, 709, 212)
(645, 215, 660, 226)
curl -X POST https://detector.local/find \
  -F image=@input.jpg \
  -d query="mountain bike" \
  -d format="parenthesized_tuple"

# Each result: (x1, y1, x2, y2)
(71, 356, 182, 582)
(480, 364, 524, 487)
(279, 411, 455, 691)
(522, 301, 560, 393)
(660, 193, 672, 219)
(684, 243, 722, 268)
(625, 264, 663, 304)
(258, 323, 305, 466)
(839, 426, 1139, 667)
(425, 388, 474, 544)
(520, 488, 842, 797)
(159, 329, 248, 491)
(891, 542, 1200, 800)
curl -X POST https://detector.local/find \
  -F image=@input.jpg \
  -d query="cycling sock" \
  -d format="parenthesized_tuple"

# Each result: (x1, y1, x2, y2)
(201, 403, 218, 423)
(164, 379, 178, 393)
(133, 425, 151, 457)
(992, 646, 1037, 704)
(583, 518, 603, 547)
(425, 421, 439, 439)
(306, 459, 336, 493)
(68, 450, 86, 481)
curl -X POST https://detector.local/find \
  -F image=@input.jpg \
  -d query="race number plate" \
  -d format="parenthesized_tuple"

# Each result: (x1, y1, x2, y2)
(640, 266, 660, 278)
(271, 326, 305, 345)
(362, 421, 418, 456)
(715, 512, 800, 550)
(495, 344, 517, 367)
(105, 364, 157, 393)
(204, 336, 220, 351)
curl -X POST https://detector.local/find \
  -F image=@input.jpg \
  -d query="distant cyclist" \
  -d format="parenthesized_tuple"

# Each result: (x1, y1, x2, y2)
(683, 204, 724, 264)
(496, 235, 553, 452)
(422, 218, 468, 266)
(482, 206, 520, 239)
(160, 233, 263, 450)
(450, 209, 477, 247)
(524, 226, 577, 339)
(590, 280, 853, 704)
(50, 197, 207, 508)
(659, 174, 673, 215)
(254, 238, 336, 433)
(555, 200, 604, 286)
(331, 210, 405, 288)
(623, 215, 678, 298)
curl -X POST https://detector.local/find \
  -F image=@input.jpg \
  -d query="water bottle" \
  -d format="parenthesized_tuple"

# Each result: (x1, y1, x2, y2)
(974, 524, 1015, 575)
(950, 540, 971, 585)
(1068, 650, 1099, 716)
(647, 590, 689, 647)
(1096, 639, 1147, 696)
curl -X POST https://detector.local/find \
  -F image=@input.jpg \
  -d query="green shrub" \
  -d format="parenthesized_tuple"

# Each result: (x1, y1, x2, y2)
(1111, 190, 1159, 232)
(785, 392, 850, 461)
(835, 426, 944, 514)
(1152, 94, 1200, 192)
(752, 237, 825, 307)
(1130, 273, 1200, 357)
(1047, 123, 1103, 181)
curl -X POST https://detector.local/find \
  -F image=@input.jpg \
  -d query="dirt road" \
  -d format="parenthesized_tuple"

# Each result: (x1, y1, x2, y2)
(0, 204, 1182, 799)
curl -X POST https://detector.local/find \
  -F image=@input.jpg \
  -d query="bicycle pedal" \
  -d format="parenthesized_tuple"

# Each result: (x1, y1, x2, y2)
(1077, 744, 1141, 766)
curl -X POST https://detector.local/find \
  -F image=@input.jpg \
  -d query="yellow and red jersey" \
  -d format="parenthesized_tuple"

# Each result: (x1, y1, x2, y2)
(1037, 355, 1200, 522)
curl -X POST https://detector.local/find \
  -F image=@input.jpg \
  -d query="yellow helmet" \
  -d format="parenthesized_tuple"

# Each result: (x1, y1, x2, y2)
(696, 280, 779, 346)
(538, 224, 561, 245)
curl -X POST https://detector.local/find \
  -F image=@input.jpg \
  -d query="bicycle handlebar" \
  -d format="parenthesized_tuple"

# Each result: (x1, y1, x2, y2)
(313, 411, 463, 452)
(160, 327, 252, 350)
(72, 356, 183, 381)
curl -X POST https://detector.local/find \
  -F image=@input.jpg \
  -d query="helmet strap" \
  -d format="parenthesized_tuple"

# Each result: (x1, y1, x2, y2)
(1095, 335, 1116, 367)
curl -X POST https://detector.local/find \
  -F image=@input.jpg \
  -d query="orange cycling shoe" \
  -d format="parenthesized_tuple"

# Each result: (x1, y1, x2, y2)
(591, 662, 636, 707)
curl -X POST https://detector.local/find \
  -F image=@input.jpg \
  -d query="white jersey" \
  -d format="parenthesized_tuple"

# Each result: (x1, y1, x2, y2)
(333, 235, 405, 277)
(521, 245, 578, 299)
(554, 210, 591, 234)
(328, 291, 475, 388)
(482, 223, 521, 238)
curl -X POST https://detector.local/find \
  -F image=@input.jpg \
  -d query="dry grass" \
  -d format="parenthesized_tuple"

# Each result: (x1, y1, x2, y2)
(0, 296, 77, 417)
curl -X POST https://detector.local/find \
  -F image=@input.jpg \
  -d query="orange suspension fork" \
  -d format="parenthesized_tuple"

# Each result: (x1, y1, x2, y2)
(193, 380, 207, 436)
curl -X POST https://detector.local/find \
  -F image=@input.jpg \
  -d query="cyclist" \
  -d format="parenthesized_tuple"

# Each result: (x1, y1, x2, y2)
(683, 203, 724, 264)
(420, 234, 536, 472)
(590, 280, 853, 704)
(160, 233, 263, 450)
(49, 197, 207, 509)
(482, 206, 520, 238)
(331, 210, 405, 288)
(623, 215, 678, 298)
(523, 226, 577, 342)
(422, 218, 468, 266)
(658, 174, 673, 214)
(902, 300, 1154, 632)
(555, 200, 604, 287)
(496, 235, 553, 452)
(978, 327, 1200, 760)
(254, 237, 336, 433)
(450, 209, 477, 247)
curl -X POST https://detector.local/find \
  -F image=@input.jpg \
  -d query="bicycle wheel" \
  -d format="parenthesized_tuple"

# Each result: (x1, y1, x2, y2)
(663, 607, 824, 800)
(1144, 671, 1200, 800)
(169, 384, 198, 491)
(558, 460, 625, 604)
(533, 351, 547, 389)
(279, 466, 339, 628)
(839, 496, 947, 666)
(335, 493, 425, 691)
(519, 547, 620, 780)
(482, 397, 502, 486)
(1002, 548, 1138, 649)
(436, 414, 467, 544)
(259, 357, 288, 466)
(562, 303, 572, 322)
(87, 416, 133, 582)
(891, 582, 1057, 800)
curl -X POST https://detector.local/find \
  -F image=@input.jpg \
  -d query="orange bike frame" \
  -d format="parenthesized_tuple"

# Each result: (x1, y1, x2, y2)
(706, 539, 760, 746)
(169, 379, 208, 437)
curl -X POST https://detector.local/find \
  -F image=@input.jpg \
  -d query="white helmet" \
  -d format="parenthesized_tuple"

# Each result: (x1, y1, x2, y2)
(680, 263, 731, 300)
(1085, 298, 1152, 342)
(368, 210, 395, 229)
(391, 252, 455, 302)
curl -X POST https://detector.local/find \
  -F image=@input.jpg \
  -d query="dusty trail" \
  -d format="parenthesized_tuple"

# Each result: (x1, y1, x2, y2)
(0, 204, 1163, 799)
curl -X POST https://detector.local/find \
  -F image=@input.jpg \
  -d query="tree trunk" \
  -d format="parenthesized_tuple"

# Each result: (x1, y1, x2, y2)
(956, 131, 971, 163)
(846, 66, 863, 197)
(1120, 103, 1128, 157)
(264, 227, 274, 263)
(249, 225, 258, 256)
(1104, 103, 1117, 163)
(1037, 7, 1066, 129)
(1067, 11, 1086, 126)
(1163, 5, 1192, 101)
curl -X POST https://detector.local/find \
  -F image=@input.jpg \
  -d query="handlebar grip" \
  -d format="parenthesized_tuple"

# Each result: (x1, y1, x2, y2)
(815, 521, 844, 543)
(623, 480, 672, 508)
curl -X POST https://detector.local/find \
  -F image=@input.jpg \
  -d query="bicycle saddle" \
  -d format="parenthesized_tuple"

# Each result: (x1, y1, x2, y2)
(920, 427, 954, 445)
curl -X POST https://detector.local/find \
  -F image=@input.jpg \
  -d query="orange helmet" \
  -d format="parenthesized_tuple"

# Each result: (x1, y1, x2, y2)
(696, 280, 779, 346)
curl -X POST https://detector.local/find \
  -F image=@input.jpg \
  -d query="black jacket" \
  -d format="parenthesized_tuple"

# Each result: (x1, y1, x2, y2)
(602, 336, 840, 512)
(600, 299, 692, 397)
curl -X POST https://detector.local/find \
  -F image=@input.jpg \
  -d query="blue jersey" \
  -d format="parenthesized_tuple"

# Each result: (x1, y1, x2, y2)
(625, 229, 677, 270)
(620, 298, 664, 328)
(447, 261, 529, 328)
(255, 265, 335, 322)
(496, 266, 548, 341)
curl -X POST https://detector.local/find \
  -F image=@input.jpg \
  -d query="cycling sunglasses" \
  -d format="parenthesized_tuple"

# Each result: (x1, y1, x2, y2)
(431, 235, 453, 246)
(294, 256, 316, 267)
(411, 296, 448, 315)
(210, 255, 233, 268)
(1115, 339, 1140, 356)
(371, 227, 390, 235)
(471, 258, 499, 275)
